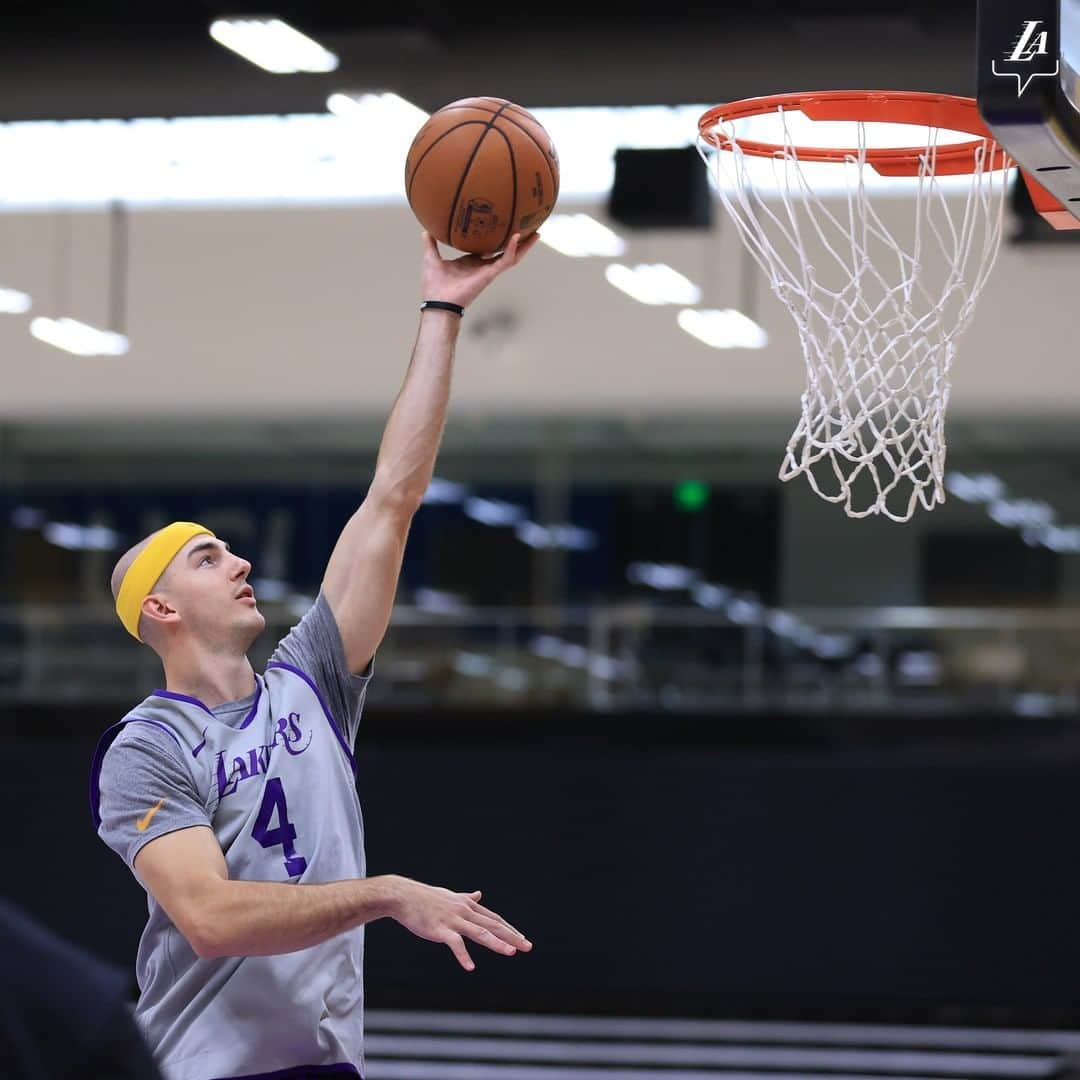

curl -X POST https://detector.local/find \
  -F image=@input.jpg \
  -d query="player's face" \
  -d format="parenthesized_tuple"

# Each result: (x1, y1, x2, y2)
(168, 536, 265, 646)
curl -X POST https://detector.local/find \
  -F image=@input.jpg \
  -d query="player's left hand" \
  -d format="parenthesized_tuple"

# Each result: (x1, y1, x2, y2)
(419, 230, 540, 311)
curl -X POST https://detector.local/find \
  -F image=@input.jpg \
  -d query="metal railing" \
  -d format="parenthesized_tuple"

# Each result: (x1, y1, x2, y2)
(2, 601, 1080, 716)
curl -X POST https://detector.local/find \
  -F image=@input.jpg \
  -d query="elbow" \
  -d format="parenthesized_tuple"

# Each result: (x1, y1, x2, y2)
(185, 918, 228, 960)
(368, 475, 424, 520)
(189, 938, 218, 961)
(178, 900, 234, 960)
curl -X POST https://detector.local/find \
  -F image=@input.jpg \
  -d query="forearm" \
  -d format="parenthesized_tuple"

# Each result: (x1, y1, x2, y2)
(370, 310, 460, 506)
(197, 873, 399, 959)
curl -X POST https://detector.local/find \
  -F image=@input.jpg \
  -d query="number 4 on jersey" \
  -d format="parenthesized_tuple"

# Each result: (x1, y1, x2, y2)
(252, 777, 308, 877)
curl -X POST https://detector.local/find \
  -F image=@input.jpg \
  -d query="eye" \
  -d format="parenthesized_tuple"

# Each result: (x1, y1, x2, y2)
(199, 554, 214, 566)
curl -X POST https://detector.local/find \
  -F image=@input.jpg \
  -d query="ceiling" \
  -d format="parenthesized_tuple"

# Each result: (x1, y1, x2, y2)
(1, 1, 978, 121)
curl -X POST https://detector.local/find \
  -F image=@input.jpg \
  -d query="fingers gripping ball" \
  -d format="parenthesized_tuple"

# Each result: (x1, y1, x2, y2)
(405, 97, 560, 255)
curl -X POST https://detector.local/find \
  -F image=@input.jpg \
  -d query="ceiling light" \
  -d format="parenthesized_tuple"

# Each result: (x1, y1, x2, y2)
(626, 561, 700, 590)
(414, 588, 468, 614)
(944, 472, 1005, 503)
(539, 214, 625, 257)
(677, 308, 768, 349)
(463, 497, 526, 526)
(692, 583, 732, 608)
(29, 317, 129, 357)
(515, 521, 597, 549)
(0, 106, 974, 209)
(421, 477, 469, 505)
(209, 17, 338, 74)
(988, 498, 1054, 529)
(42, 522, 120, 551)
(327, 92, 428, 130)
(605, 263, 701, 305)
(0, 286, 31, 314)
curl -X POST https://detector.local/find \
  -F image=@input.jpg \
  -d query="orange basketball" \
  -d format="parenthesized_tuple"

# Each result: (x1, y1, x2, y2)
(405, 97, 560, 255)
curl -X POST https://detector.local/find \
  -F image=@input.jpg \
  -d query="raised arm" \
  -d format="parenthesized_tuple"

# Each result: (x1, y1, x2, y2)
(135, 825, 530, 969)
(322, 230, 539, 672)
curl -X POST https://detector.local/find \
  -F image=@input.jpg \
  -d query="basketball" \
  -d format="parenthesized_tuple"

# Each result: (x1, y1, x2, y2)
(405, 97, 560, 255)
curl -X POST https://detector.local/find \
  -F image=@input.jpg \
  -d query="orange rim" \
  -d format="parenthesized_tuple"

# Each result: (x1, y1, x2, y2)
(698, 90, 1013, 177)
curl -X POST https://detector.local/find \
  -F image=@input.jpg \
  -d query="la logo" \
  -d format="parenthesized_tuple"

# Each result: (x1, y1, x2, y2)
(1007, 20, 1050, 61)
(992, 18, 1059, 97)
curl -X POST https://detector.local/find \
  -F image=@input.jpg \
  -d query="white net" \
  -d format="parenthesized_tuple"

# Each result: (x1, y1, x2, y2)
(697, 107, 1010, 522)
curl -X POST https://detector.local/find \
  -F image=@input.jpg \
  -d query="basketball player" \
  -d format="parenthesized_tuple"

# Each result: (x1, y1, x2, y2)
(89, 231, 539, 1080)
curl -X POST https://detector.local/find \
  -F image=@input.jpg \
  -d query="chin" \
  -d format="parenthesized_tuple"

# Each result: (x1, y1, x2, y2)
(236, 608, 266, 646)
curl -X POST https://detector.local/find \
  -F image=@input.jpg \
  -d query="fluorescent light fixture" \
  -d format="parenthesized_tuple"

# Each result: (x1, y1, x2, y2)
(539, 214, 625, 257)
(605, 263, 701, 306)
(515, 521, 596, 550)
(945, 471, 1006, 503)
(1014, 692, 1056, 717)
(626, 561, 699, 590)
(287, 593, 316, 618)
(766, 610, 801, 637)
(327, 91, 428, 129)
(30, 316, 129, 357)
(209, 17, 338, 74)
(414, 587, 468, 614)
(250, 577, 290, 601)
(692, 583, 731, 609)
(726, 596, 763, 624)
(1027, 524, 1080, 552)
(463, 497, 526, 527)
(43, 522, 120, 551)
(678, 307, 768, 349)
(988, 497, 1054, 529)
(422, 477, 469, 505)
(896, 649, 943, 683)
(529, 634, 565, 660)
(451, 651, 494, 677)
(0, 105, 970, 209)
(0, 286, 31, 314)
(813, 632, 856, 660)
(495, 667, 529, 692)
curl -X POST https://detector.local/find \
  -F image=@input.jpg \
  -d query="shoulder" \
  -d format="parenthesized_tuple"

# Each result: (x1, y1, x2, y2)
(97, 713, 187, 771)
(92, 711, 196, 818)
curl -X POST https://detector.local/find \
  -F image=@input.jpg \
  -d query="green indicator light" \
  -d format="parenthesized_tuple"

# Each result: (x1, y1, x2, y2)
(674, 480, 709, 511)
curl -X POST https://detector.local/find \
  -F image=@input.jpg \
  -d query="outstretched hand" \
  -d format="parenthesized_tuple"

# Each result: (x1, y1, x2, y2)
(420, 230, 540, 312)
(385, 874, 532, 972)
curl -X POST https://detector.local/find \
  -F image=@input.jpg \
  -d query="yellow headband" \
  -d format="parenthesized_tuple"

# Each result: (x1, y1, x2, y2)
(116, 521, 215, 641)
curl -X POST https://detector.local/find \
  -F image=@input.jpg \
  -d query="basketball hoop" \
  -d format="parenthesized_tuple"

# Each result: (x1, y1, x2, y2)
(697, 91, 1014, 522)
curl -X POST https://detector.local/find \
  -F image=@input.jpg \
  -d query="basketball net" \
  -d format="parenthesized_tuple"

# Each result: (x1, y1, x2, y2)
(697, 105, 1010, 522)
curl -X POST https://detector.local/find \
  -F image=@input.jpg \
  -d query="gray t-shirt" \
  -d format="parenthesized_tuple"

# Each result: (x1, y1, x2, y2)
(91, 591, 373, 1080)
(98, 591, 371, 868)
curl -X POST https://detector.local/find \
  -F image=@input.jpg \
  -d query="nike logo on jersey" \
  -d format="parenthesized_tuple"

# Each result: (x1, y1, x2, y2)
(136, 798, 166, 832)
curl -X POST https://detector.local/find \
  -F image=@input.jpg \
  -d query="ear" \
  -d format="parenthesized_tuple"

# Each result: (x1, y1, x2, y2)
(141, 592, 180, 632)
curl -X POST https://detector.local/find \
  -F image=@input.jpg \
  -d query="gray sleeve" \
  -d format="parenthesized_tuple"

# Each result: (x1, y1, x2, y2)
(269, 589, 373, 746)
(97, 725, 212, 870)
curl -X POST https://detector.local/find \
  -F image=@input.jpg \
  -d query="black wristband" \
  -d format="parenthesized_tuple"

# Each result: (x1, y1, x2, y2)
(420, 300, 464, 317)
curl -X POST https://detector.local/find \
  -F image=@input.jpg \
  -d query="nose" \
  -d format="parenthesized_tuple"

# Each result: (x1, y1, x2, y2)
(231, 555, 252, 580)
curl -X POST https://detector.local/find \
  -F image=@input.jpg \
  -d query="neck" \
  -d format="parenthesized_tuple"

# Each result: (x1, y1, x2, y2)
(162, 647, 256, 709)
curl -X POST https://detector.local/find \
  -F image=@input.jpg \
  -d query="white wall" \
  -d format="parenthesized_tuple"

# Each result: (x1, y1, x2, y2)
(0, 192, 1077, 424)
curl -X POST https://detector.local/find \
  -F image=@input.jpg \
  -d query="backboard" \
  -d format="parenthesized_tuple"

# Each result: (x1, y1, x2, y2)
(977, 0, 1080, 227)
